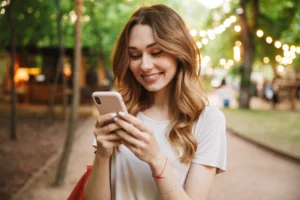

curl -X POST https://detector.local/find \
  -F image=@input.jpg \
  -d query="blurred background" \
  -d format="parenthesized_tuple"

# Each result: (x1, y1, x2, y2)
(0, 0, 299, 200)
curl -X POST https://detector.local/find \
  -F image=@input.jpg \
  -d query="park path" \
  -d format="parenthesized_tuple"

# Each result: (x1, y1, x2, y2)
(208, 131, 300, 200)
(15, 109, 300, 200)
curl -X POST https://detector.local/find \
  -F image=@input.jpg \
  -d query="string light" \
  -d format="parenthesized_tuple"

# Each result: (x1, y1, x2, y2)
(1, 1, 7, 6)
(190, 14, 300, 67)
(235, 41, 242, 46)
(274, 41, 282, 48)
(234, 45, 241, 62)
(199, 30, 206, 37)
(290, 46, 296, 52)
(277, 65, 285, 73)
(190, 29, 198, 37)
(256, 30, 264, 37)
(234, 25, 241, 32)
(190, 15, 238, 48)
(202, 38, 209, 45)
(196, 42, 203, 49)
(220, 59, 226, 65)
(275, 55, 281, 62)
(282, 44, 289, 51)
(266, 37, 273, 44)
(263, 57, 269, 64)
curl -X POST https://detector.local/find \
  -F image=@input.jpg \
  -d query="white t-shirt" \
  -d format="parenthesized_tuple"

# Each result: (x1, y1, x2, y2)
(93, 106, 227, 200)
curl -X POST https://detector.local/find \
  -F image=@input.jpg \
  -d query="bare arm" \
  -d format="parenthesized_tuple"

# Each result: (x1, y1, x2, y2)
(149, 156, 216, 200)
(84, 113, 122, 200)
(184, 164, 217, 199)
(84, 155, 110, 200)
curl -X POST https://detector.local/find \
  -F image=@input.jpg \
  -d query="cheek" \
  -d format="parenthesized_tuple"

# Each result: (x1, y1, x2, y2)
(129, 62, 139, 75)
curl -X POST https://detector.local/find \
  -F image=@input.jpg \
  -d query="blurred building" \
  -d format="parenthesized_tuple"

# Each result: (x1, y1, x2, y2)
(0, 46, 111, 104)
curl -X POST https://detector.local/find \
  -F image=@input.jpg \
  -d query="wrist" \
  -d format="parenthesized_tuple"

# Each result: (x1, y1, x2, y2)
(94, 150, 111, 161)
(149, 154, 167, 177)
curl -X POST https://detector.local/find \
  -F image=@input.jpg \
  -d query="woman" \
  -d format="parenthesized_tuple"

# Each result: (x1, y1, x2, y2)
(85, 4, 226, 200)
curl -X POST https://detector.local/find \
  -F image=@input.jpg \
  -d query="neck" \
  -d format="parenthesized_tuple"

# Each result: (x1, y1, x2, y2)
(144, 85, 172, 120)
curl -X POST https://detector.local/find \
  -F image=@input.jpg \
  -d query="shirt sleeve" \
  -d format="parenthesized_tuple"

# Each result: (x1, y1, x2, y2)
(92, 137, 97, 148)
(192, 106, 227, 173)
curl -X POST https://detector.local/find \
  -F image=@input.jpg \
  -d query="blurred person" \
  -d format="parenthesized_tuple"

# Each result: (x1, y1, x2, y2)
(264, 78, 279, 108)
(271, 78, 280, 107)
(85, 4, 226, 200)
(217, 78, 231, 108)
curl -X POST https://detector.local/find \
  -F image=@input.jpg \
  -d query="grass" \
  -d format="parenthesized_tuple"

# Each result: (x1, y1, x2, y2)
(222, 108, 300, 158)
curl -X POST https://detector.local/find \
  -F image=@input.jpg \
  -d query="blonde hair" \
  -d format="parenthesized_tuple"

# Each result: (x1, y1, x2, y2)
(112, 4, 207, 163)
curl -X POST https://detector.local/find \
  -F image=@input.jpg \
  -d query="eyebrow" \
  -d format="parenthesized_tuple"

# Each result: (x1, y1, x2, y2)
(128, 42, 157, 50)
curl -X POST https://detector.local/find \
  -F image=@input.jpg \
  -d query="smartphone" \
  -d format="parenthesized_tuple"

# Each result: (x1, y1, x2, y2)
(92, 91, 127, 115)
(91, 91, 127, 148)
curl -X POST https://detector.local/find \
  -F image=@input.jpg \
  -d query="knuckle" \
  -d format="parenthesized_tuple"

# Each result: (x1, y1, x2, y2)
(135, 149, 142, 155)
(108, 123, 116, 131)
(141, 132, 150, 141)
(139, 141, 146, 149)
(103, 125, 110, 133)
(94, 128, 102, 136)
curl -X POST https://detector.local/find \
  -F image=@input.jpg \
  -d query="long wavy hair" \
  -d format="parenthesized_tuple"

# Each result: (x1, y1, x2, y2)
(112, 4, 207, 163)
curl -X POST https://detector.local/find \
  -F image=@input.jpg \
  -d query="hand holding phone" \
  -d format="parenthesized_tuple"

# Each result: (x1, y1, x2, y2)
(91, 91, 127, 149)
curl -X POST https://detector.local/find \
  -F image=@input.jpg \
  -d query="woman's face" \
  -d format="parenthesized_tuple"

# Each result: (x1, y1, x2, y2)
(128, 24, 177, 93)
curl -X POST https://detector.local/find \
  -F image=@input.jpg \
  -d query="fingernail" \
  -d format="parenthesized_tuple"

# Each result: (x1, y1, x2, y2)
(111, 113, 117, 117)
(118, 111, 126, 117)
(113, 117, 118, 121)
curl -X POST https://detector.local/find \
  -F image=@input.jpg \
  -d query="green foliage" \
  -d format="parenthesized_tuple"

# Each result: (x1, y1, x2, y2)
(1, 0, 299, 70)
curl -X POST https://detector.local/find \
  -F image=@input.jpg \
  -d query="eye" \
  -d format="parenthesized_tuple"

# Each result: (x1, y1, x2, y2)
(129, 54, 142, 60)
(152, 50, 163, 56)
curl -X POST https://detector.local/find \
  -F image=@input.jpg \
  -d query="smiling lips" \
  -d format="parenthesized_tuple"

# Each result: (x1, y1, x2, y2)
(142, 73, 162, 83)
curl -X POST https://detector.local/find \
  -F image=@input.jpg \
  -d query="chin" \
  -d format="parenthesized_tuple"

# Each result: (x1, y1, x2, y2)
(143, 84, 165, 92)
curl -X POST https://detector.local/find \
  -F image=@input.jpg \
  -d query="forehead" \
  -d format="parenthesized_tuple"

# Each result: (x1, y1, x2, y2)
(128, 25, 155, 48)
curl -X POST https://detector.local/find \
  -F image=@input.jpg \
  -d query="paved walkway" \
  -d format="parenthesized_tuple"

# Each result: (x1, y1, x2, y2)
(14, 111, 300, 200)
(209, 131, 300, 200)
(15, 117, 96, 200)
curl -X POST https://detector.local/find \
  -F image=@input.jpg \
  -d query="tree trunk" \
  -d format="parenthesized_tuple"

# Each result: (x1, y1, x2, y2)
(238, 0, 256, 108)
(55, 0, 68, 119)
(48, 0, 67, 120)
(8, 0, 17, 140)
(54, 0, 82, 186)
(48, 56, 61, 120)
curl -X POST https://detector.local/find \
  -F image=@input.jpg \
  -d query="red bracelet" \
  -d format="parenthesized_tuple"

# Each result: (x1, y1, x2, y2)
(153, 157, 168, 179)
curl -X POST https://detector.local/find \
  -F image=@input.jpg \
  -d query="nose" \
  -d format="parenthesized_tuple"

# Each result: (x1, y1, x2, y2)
(140, 55, 154, 71)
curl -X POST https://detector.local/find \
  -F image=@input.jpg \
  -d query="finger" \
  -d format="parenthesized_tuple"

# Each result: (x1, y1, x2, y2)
(114, 117, 151, 141)
(115, 129, 145, 148)
(101, 140, 122, 149)
(117, 112, 150, 133)
(100, 123, 122, 134)
(95, 132, 122, 144)
(114, 117, 141, 138)
(103, 133, 122, 141)
(95, 112, 118, 127)
(121, 140, 142, 156)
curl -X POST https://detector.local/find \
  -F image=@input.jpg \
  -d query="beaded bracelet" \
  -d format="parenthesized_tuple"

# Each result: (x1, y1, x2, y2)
(153, 157, 168, 179)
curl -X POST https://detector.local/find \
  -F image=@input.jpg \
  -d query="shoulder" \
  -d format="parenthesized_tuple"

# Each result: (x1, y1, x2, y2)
(198, 106, 225, 124)
(193, 106, 226, 137)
